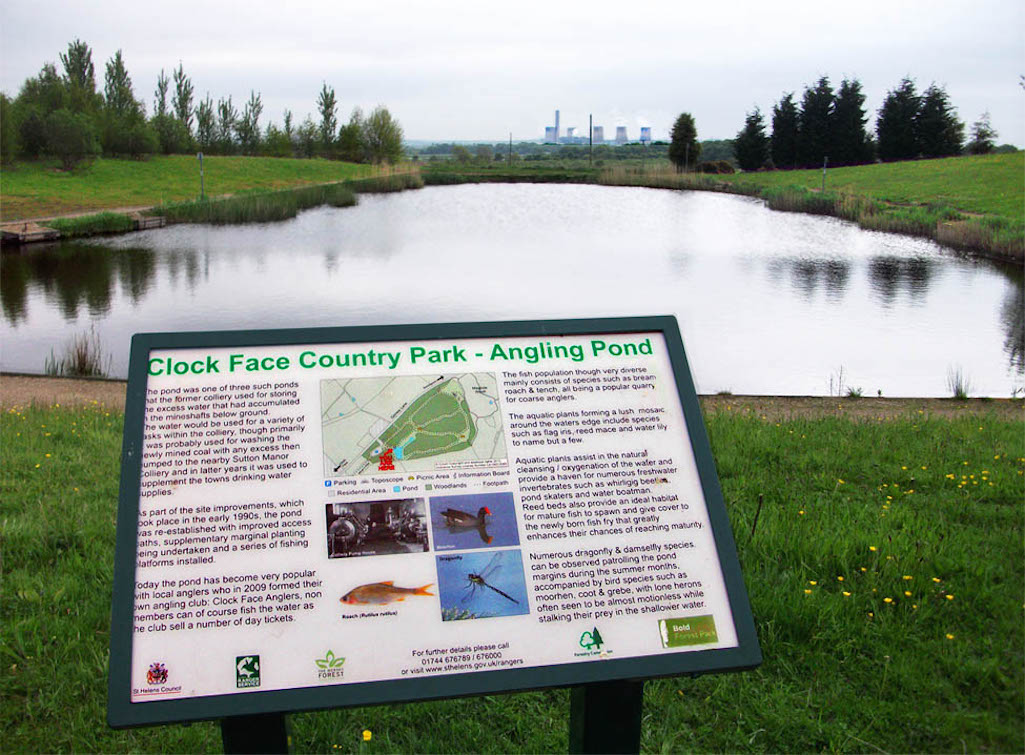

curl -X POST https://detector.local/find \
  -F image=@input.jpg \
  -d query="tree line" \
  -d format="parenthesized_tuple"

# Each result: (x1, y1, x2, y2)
(0, 39, 405, 168)
(729, 76, 1001, 172)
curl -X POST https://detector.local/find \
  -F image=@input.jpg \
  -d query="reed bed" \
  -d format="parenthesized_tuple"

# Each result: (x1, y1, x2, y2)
(600, 165, 1024, 262)
(152, 182, 359, 224)
(48, 211, 135, 237)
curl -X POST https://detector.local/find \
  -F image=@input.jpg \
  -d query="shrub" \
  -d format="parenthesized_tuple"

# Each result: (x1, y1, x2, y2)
(43, 108, 100, 169)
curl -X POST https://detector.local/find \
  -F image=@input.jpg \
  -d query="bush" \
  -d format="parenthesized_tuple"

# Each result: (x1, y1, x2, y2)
(18, 105, 47, 159)
(151, 114, 192, 155)
(1, 94, 18, 164)
(716, 160, 735, 174)
(101, 113, 158, 158)
(43, 108, 100, 169)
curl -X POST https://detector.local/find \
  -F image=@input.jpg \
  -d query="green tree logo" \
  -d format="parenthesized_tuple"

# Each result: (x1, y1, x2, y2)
(316, 650, 345, 669)
(579, 627, 604, 650)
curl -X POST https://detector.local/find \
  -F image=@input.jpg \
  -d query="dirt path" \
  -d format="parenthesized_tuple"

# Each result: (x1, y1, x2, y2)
(2, 374, 1021, 421)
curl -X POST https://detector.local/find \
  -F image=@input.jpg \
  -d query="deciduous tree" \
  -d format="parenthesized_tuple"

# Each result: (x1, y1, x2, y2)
(317, 83, 338, 151)
(362, 106, 403, 164)
(172, 63, 194, 134)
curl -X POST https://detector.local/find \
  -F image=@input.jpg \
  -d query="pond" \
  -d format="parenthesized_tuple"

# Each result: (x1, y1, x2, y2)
(2, 183, 1022, 396)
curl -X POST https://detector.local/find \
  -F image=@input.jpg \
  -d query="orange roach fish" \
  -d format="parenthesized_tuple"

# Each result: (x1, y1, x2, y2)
(340, 582, 434, 605)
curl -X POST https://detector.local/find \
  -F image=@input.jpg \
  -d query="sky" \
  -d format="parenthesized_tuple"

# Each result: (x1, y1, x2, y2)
(2, 0, 1023, 145)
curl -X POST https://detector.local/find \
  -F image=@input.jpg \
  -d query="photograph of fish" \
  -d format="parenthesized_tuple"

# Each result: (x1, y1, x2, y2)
(325, 498, 429, 558)
(430, 491, 520, 551)
(436, 550, 529, 621)
(340, 581, 434, 606)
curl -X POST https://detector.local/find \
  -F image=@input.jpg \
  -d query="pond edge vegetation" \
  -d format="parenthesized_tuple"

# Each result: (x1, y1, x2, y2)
(4, 156, 1021, 264)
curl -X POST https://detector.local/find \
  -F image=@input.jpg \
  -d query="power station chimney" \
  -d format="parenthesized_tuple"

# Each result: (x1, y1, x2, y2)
(555, 110, 560, 143)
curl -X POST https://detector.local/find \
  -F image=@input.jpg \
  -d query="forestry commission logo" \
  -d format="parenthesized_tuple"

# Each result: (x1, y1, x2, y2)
(146, 662, 168, 685)
(236, 655, 261, 688)
(315, 650, 345, 681)
(574, 627, 611, 658)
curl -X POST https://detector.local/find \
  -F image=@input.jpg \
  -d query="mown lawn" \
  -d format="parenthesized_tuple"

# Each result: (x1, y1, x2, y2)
(0, 156, 375, 221)
(2, 403, 1022, 752)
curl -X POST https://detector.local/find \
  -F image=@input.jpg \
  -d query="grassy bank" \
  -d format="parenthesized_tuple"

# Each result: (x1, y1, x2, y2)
(0, 155, 377, 222)
(2, 404, 1021, 752)
(600, 153, 1025, 262)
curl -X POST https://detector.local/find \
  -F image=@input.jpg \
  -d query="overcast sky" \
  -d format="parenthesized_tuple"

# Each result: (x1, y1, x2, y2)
(2, 0, 1022, 145)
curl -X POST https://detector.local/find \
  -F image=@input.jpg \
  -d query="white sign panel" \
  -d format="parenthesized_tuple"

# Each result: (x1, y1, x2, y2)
(109, 318, 759, 725)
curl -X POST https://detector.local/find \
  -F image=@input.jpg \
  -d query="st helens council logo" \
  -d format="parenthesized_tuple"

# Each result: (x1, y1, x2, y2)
(133, 662, 181, 697)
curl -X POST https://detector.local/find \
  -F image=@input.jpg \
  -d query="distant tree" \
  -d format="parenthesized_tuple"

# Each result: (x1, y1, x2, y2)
(19, 62, 68, 115)
(916, 84, 963, 158)
(317, 83, 338, 151)
(668, 112, 699, 170)
(216, 96, 237, 154)
(798, 76, 834, 167)
(44, 108, 100, 169)
(195, 94, 216, 152)
(1, 94, 18, 163)
(474, 144, 494, 163)
(296, 115, 318, 158)
(103, 51, 137, 118)
(733, 107, 769, 171)
(831, 78, 873, 165)
(699, 139, 735, 164)
(771, 93, 800, 169)
(336, 107, 365, 162)
(101, 50, 155, 156)
(876, 77, 921, 161)
(283, 109, 293, 141)
(235, 90, 263, 154)
(153, 70, 169, 118)
(451, 144, 472, 163)
(967, 112, 998, 155)
(362, 106, 403, 164)
(262, 122, 292, 157)
(59, 39, 97, 113)
(172, 63, 194, 134)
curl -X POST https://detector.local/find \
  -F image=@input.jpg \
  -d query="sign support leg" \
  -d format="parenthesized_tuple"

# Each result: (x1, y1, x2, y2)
(569, 679, 644, 754)
(221, 712, 291, 754)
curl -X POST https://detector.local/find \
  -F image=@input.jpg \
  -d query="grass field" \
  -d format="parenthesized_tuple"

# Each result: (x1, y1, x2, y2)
(2, 403, 1022, 753)
(0, 155, 376, 221)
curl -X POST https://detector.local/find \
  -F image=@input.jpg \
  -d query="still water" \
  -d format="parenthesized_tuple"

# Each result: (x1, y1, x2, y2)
(2, 184, 1022, 396)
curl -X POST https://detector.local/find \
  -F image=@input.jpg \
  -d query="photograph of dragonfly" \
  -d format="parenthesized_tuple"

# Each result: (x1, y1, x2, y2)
(436, 550, 530, 621)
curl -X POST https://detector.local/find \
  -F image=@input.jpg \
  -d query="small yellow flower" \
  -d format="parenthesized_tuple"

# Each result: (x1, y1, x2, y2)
(837, 576, 844, 581)
(868, 612, 874, 618)
(45, 453, 51, 458)
(837, 479, 845, 484)
(920, 466, 927, 470)
(903, 575, 913, 581)
(798, 510, 805, 515)
(860, 567, 867, 572)
(362, 730, 372, 742)
(901, 465, 908, 470)
(804, 589, 812, 594)
(869, 546, 877, 552)
(842, 591, 851, 597)
(884, 597, 893, 603)
(809, 580, 817, 586)
(34, 463, 40, 469)
(946, 594, 954, 601)
(932, 577, 941, 583)
(945, 633, 955, 640)
(912, 604, 918, 609)
(904, 591, 912, 597)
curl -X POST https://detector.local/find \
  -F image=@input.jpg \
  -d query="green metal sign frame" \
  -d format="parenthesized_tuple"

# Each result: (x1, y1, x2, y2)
(107, 315, 761, 728)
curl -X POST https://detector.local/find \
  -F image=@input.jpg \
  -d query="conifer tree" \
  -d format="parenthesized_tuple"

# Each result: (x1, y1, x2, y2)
(317, 83, 338, 151)
(771, 93, 800, 169)
(734, 107, 769, 171)
(831, 78, 872, 165)
(876, 77, 921, 161)
(967, 112, 997, 155)
(668, 112, 700, 170)
(798, 77, 834, 167)
(916, 84, 963, 158)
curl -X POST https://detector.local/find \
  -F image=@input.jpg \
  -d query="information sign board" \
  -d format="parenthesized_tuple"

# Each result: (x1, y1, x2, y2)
(108, 317, 760, 727)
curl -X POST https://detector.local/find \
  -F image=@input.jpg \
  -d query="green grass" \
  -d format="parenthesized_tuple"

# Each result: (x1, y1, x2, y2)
(47, 211, 136, 237)
(2, 404, 1022, 752)
(0, 155, 376, 221)
(725, 152, 1024, 218)
(152, 182, 359, 225)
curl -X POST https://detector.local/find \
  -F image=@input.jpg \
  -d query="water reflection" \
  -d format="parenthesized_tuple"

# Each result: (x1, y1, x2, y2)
(2, 242, 156, 321)
(1, 185, 1022, 394)
(868, 257, 936, 306)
